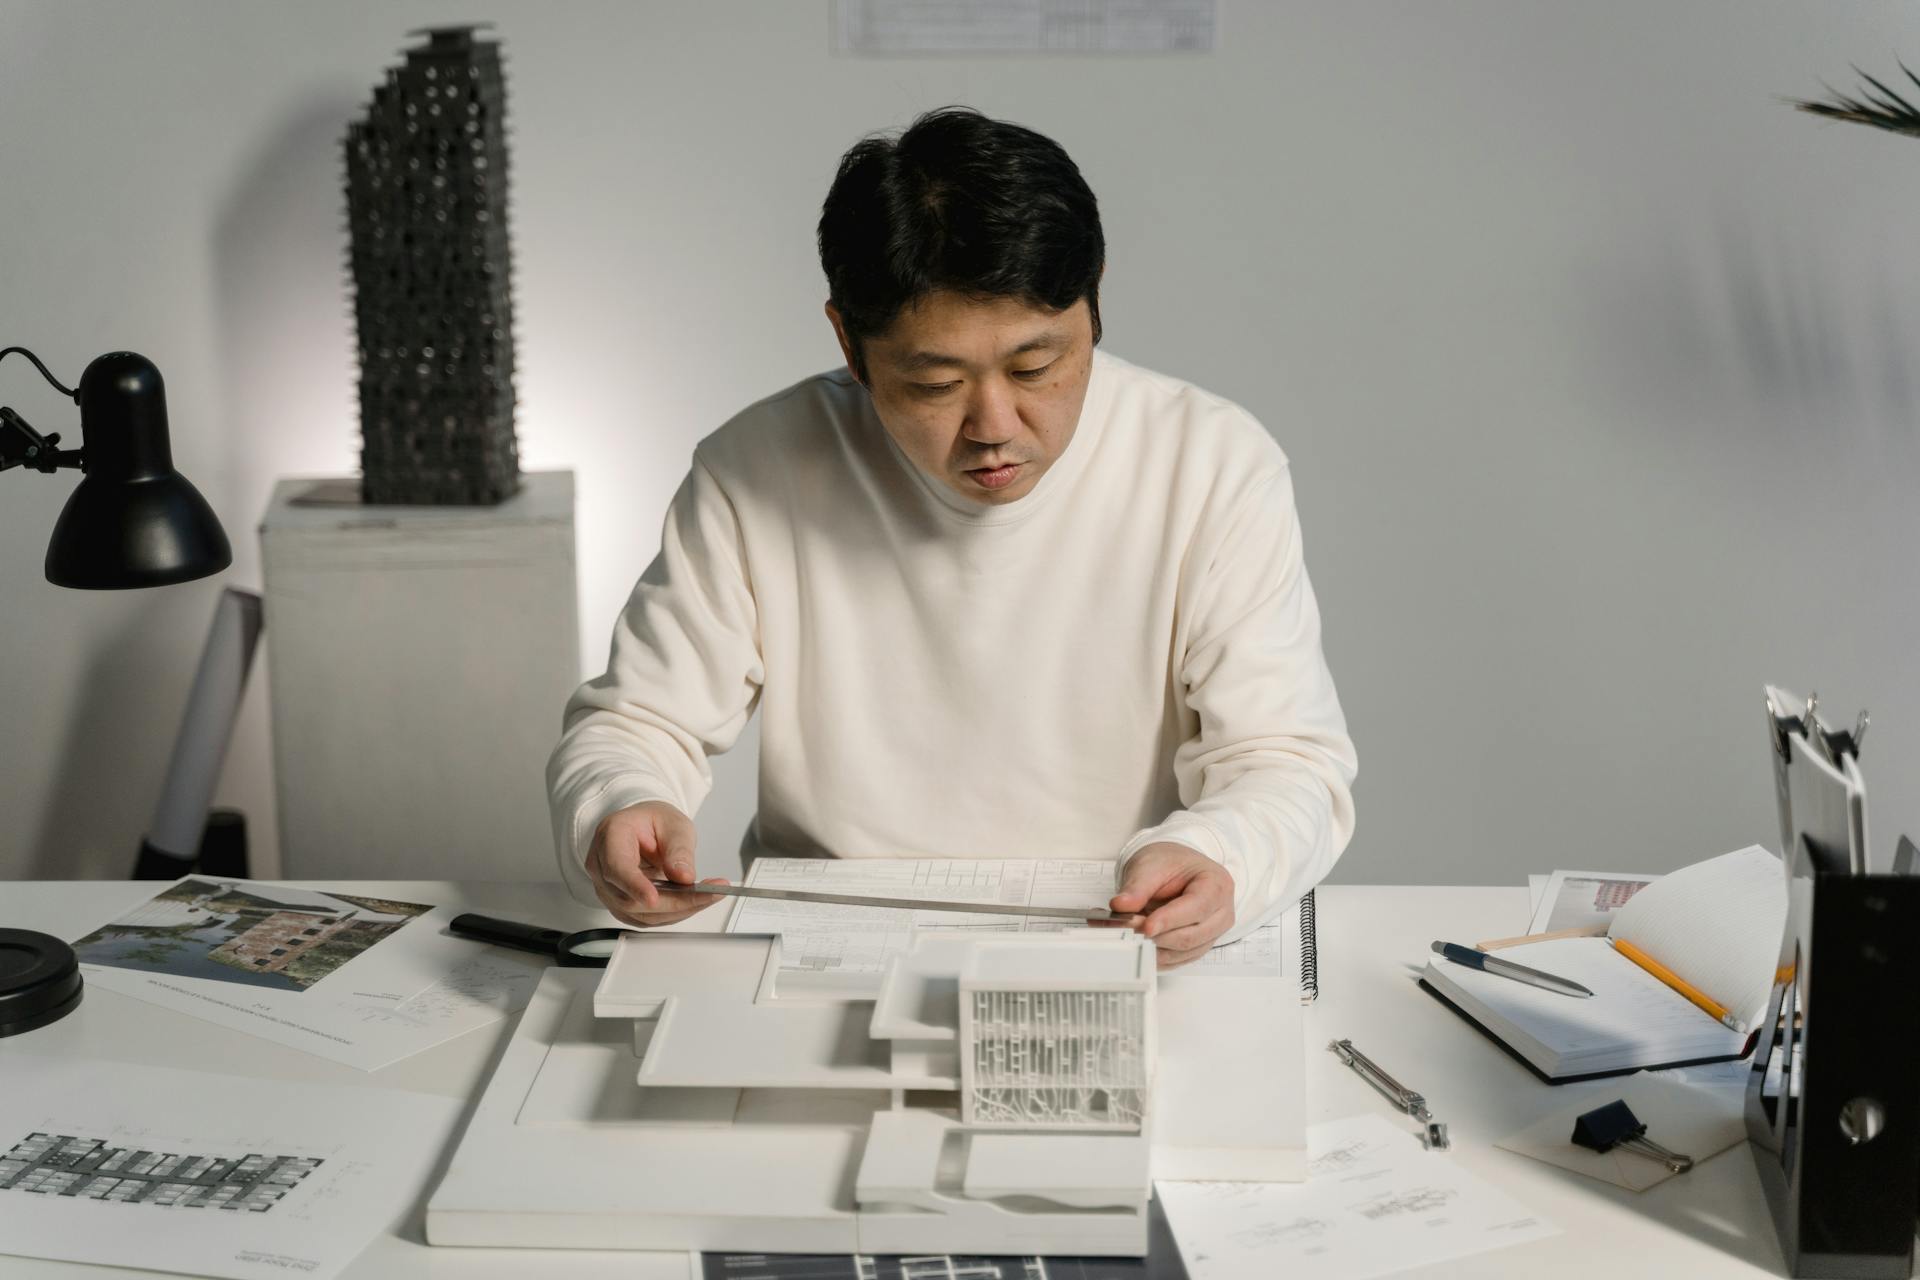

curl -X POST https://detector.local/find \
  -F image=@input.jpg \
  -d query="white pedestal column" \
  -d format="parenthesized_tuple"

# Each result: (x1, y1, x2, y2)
(260, 471, 579, 880)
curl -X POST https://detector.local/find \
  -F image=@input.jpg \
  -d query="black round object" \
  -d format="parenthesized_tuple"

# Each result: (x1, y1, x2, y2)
(0, 929, 83, 1037)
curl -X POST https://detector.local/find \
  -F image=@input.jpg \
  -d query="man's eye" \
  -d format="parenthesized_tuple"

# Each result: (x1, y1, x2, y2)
(915, 381, 959, 395)
(1012, 362, 1055, 380)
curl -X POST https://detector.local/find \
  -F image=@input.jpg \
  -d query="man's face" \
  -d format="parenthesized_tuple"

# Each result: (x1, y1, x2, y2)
(828, 290, 1096, 506)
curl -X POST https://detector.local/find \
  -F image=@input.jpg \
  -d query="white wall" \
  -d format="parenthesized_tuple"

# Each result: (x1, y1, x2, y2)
(3, 1, 1915, 889)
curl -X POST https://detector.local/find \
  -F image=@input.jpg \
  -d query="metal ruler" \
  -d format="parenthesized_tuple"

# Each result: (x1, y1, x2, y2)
(645, 879, 1131, 922)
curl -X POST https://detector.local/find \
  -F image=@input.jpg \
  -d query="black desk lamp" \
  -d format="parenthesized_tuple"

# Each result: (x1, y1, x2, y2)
(0, 347, 230, 587)
(0, 346, 232, 1040)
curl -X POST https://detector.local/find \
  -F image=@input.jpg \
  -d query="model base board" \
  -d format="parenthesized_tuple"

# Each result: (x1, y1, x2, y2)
(427, 928, 1303, 1256)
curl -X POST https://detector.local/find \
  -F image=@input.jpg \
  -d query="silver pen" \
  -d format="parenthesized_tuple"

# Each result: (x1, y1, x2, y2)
(1328, 1039, 1450, 1150)
(1431, 940, 1594, 998)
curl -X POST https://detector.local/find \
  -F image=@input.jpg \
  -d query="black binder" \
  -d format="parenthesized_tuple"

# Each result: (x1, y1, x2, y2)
(1746, 688, 1920, 1279)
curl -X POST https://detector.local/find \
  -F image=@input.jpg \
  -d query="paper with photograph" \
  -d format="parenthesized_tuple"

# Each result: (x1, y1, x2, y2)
(71, 877, 435, 999)
(1525, 869, 1659, 936)
(70, 879, 545, 1070)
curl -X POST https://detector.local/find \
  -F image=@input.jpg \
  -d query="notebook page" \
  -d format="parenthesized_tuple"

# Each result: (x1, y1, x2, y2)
(1429, 936, 1745, 1069)
(1606, 845, 1787, 1029)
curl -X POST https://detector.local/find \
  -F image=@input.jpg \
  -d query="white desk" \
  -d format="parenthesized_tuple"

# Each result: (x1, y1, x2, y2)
(0, 880, 1880, 1279)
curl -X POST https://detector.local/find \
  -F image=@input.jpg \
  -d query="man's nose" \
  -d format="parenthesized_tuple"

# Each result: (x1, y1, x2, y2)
(962, 380, 1020, 445)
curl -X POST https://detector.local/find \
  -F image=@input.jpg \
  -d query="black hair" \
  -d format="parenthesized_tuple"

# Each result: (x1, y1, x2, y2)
(817, 106, 1104, 383)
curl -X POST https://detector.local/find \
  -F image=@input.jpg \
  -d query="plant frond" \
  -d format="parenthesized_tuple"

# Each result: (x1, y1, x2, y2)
(1793, 62, 1920, 138)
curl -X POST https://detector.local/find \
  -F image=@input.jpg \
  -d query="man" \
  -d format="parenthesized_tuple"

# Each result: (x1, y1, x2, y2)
(548, 107, 1355, 967)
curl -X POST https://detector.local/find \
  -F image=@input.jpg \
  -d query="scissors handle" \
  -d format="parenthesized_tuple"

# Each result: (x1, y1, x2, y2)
(449, 913, 567, 959)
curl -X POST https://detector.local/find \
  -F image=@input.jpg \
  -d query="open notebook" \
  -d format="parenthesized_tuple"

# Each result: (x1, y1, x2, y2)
(1420, 846, 1787, 1082)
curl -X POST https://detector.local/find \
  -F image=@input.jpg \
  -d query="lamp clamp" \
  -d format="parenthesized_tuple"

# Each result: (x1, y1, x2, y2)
(0, 406, 83, 474)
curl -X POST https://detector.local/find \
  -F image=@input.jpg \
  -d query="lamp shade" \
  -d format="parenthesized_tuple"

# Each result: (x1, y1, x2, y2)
(44, 352, 230, 589)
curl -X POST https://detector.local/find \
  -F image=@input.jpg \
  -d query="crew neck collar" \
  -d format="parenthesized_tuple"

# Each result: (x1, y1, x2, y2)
(880, 347, 1115, 528)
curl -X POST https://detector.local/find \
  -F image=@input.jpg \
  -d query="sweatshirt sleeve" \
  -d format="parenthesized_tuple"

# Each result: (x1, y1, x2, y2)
(1117, 464, 1357, 945)
(546, 454, 764, 906)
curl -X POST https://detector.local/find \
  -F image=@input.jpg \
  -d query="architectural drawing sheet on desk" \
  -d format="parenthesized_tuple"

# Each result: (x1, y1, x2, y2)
(729, 857, 1287, 991)
(1156, 1115, 1559, 1280)
(69, 877, 544, 1069)
(0, 1056, 462, 1280)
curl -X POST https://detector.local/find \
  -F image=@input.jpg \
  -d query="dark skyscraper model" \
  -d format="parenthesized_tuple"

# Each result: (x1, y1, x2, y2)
(346, 25, 519, 505)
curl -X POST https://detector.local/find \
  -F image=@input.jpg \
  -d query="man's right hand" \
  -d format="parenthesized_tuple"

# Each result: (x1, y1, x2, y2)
(584, 801, 728, 927)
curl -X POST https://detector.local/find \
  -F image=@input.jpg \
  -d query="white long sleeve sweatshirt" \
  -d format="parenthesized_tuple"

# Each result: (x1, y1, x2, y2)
(547, 348, 1357, 943)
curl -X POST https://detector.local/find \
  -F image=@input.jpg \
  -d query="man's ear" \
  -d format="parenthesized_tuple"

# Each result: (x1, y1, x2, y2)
(823, 302, 863, 386)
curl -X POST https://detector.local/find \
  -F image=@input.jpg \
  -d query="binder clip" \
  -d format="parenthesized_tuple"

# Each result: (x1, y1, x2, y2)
(1571, 1100, 1694, 1174)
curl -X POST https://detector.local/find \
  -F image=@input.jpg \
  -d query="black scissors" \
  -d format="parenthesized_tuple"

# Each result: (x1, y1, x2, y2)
(448, 913, 631, 967)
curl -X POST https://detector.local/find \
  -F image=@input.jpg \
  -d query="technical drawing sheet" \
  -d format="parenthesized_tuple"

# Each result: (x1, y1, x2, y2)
(729, 857, 1294, 993)
(728, 858, 1119, 994)
(1156, 1114, 1558, 1280)
(0, 1056, 462, 1280)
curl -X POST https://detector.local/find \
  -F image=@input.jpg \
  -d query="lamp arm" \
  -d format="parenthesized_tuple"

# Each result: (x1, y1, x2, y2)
(0, 405, 83, 474)
(0, 347, 85, 474)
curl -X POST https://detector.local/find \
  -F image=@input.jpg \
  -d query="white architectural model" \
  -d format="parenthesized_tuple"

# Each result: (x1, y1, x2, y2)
(427, 923, 1304, 1257)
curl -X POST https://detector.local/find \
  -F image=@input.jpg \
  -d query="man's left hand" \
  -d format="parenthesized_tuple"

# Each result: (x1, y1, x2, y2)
(1110, 842, 1235, 969)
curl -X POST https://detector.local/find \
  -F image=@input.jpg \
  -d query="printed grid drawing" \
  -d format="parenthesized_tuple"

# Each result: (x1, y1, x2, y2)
(0, 1133, 320, 1212)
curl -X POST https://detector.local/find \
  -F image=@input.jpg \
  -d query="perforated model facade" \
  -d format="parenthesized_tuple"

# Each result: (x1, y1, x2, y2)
(963, 988, 1149, 1130)
(956, 939, 1154, 1133)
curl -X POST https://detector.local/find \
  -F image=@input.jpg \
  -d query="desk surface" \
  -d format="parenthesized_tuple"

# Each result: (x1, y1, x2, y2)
(0, 880, 1876, 1280)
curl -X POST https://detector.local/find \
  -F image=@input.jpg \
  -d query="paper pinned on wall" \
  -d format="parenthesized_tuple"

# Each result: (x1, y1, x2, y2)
(835, 0, 1215, 55)
(0, 1056, 462, 1280)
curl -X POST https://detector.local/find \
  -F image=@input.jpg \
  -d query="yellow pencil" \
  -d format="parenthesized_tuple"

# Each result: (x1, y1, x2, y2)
(1610, 937, 1742, 1031)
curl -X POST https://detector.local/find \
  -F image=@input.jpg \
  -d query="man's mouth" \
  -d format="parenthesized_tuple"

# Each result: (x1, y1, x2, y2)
(966, 462, 1021, 490)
